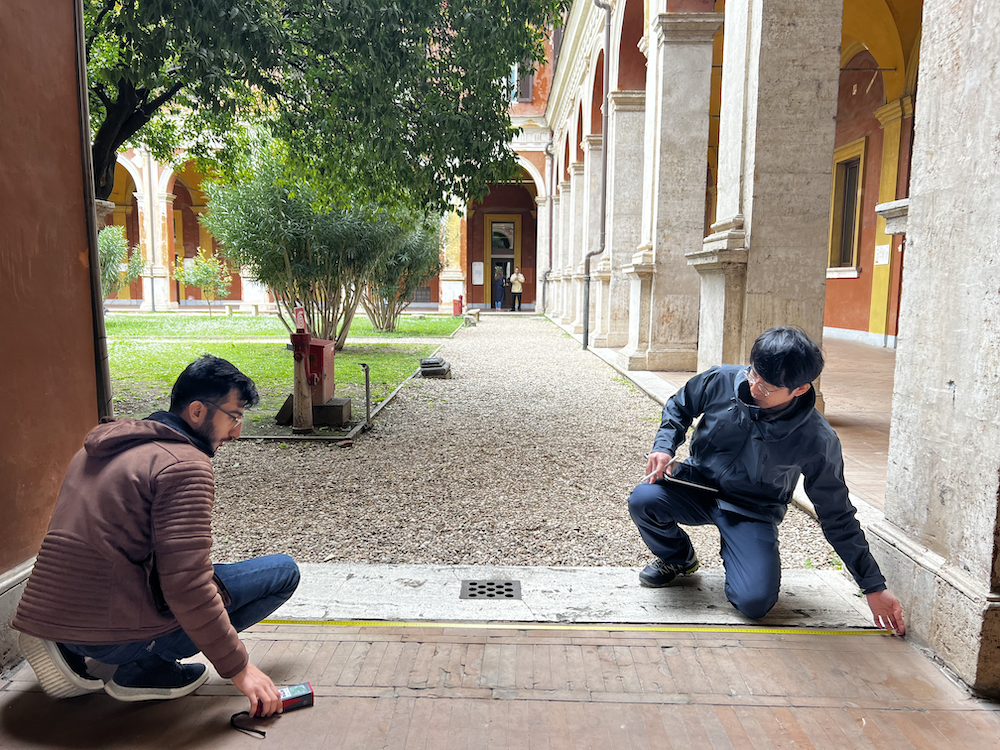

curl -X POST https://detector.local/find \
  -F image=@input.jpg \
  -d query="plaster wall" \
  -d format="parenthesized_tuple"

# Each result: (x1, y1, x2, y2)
(870, 0, 1000, 694)
(0, 0, 100, 671)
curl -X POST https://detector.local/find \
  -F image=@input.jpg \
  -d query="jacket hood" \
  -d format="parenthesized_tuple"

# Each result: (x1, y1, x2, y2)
(83, 417, 201, 460)
(731, 368, 818, 440)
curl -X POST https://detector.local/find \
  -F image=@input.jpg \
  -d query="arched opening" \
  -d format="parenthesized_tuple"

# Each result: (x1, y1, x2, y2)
(617, 0, 646, 90)
(106, 160, 143, 304)
(591, 50, 605, 135)
(575, 105, 585, 163)
(465, 173, 539, 310)
(168, 162, 242, 304)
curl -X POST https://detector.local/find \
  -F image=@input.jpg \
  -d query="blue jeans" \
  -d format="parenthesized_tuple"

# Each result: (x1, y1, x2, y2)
(628, 482, 781, 619)
(64, 554, 300, 665)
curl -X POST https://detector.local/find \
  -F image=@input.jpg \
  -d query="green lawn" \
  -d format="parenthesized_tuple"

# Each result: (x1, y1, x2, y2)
(109, 338, 438, 435)
(104, 312, 464, 339)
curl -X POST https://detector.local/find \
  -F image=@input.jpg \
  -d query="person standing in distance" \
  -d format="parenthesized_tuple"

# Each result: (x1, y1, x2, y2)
(14, 355, 301, 717)
(627, 327, 904, 633)
(509, 267, 525, 311)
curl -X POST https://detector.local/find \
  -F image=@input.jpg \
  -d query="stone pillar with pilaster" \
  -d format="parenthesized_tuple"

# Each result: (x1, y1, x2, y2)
(868, 96, 913, 336)
(564, 162, 585, 327)
(604, 91, 646, 348)
(617, 246, 654, 370)
(576, 135, 603, 332)
(548, 192, 562, 316)
(691, 0, 842, 384)
(866, 0, 1000, 697)
(644, 12, 722, 371)
(438, 211, 466, 313)
(534, 194, 549, 310)
(590, 255, 612, 346)
(557, 179, 573, 319)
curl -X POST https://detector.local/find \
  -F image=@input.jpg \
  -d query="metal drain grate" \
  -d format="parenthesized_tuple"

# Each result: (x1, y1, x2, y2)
(460, 580, 522, 599)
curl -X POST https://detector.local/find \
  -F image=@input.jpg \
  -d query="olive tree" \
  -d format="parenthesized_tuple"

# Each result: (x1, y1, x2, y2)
(202, 139, 383, 347)
(361, 215, 444, 331)
(97, 224, 145, 303)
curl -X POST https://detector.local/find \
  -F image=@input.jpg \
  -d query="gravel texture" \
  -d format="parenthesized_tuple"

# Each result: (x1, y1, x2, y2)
(212, 315, 840, 572)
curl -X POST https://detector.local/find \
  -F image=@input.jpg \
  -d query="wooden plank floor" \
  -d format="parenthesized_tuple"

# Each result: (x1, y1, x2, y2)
(3, 622, 1000, 748)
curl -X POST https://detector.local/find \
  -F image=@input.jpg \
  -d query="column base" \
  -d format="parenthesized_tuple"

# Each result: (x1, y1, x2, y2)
(868, 519, 1000, 697)
(646, 347, 698, 372)
(616, 347, 649, 371)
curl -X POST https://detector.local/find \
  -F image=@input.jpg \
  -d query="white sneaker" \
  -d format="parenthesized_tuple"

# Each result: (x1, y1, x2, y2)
(18, 633, 104, 699)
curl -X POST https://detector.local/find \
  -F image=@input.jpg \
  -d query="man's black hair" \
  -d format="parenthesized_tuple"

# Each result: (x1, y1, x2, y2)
(749, 327, 824, 391)
(169, 355, 259, 413)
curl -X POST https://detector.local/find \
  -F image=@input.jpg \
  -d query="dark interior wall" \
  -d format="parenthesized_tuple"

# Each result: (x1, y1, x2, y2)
(0, 1, 100, 572)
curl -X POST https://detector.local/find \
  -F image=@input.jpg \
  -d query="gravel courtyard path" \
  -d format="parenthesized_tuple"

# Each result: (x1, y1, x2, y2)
(212, 315, 838, 571)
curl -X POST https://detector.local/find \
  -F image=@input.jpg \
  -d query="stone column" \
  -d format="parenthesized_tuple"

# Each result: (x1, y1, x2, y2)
(438, 212, 466, 313)
(575, 135, 603, 332)
(534, 194, 549, 310)
(866, 0, 1000, 697)
(557, 179, 572, 318)
(618, 247, 654, 369)
(135, 163, 174, 311)
(690, 0, 842, 367)
(591, 254, 612, 346)
(603, 91, 646, 349)
(548, 192, 561, 315)
(643, 12, 723, 371)
(563, 163, 585, 326)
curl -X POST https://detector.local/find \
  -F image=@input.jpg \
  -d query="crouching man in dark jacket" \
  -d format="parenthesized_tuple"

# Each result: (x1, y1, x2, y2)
(14, 355, 300, 716)
(628, 327, 904, 633)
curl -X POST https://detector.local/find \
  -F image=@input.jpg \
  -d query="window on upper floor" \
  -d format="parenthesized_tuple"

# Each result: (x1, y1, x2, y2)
(828, 137, 867, 275)
(510, 62, 533, 103)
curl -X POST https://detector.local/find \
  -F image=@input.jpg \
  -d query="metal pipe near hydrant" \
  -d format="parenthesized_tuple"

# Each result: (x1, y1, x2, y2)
(360, 363, 372, 431)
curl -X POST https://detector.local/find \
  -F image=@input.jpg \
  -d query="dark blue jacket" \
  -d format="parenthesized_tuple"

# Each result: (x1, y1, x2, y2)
(653, 365, 886, 594)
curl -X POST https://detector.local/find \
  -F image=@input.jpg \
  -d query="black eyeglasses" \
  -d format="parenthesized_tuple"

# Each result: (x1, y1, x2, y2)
(205, 401, 244, 426)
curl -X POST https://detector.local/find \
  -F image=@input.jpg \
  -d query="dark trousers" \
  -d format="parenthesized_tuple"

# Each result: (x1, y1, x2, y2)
(628, 482, 781, 619)
(511, 292, 522, 311)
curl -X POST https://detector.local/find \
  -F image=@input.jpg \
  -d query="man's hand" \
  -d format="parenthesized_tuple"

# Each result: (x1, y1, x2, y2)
(644, 451, 676, 484)
(866, 589, 905, 635)
(232, 662, 282, 717)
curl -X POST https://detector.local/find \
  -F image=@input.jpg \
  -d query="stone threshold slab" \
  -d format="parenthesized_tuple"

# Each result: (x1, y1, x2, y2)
(272, 563, 875, 630)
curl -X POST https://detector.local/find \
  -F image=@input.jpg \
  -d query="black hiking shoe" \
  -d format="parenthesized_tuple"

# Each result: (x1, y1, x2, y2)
(638, 555, 700, 588)
(104, 658, 208, 702)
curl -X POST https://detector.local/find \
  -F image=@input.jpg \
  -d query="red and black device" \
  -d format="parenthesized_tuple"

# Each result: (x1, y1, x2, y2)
(253, 682, 315, 717)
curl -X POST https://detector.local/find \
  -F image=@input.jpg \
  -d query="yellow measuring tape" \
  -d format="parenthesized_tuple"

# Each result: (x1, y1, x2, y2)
(261, 619, 893, 636)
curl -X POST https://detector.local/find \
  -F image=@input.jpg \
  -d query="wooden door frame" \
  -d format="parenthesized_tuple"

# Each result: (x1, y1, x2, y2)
(484, 214, 522, 306)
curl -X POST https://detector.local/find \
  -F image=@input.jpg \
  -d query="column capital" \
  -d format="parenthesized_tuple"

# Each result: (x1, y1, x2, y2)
(608, 90, 645, 112)
(559, 180, 571, 192)
(569, 161, 585, 176)
(583, 134, 603, 149)
(654, 12, 724, 46)
(875, 99, 903, 127)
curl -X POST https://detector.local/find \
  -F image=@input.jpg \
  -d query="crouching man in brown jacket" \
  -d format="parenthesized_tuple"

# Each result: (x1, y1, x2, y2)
(13, 355, 300, 717)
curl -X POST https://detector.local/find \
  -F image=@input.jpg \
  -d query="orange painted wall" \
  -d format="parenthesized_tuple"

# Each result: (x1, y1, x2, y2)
(0, 2, 100, 572)
(823, 52, 886, 332)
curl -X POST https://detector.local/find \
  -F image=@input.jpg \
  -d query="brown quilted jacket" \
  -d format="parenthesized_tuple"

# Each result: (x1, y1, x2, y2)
(13, 418, 248, 678)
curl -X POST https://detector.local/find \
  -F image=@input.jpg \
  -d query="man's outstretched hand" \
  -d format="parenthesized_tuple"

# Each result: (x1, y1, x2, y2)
(232, 662, 282, 717)
(866, 589, 905, 635)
